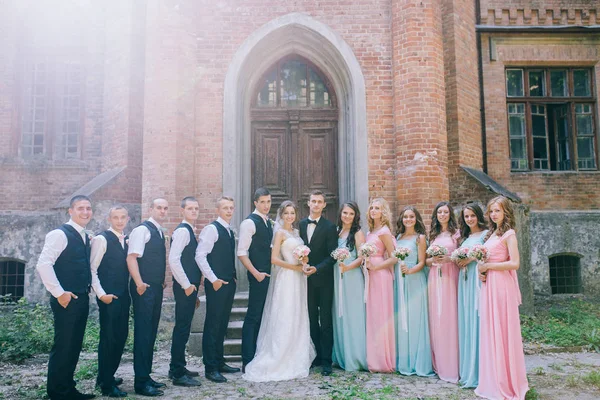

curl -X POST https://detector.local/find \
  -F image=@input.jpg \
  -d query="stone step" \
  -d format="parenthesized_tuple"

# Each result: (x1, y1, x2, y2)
(233, 291, 249, 308)
(224, 354, 242, 362)
(229, 307, 248, 322)
(224, 338, 242, 355)
(225, 320, 243, 340)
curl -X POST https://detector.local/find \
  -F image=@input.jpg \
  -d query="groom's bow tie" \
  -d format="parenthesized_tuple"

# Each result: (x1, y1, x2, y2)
(307, 219, 317, 225)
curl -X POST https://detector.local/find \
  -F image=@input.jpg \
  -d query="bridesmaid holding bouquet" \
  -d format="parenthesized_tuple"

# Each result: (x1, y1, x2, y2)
(394, 206, 434, 377)
(332, 202, 367, 371)
(456, 204, 487, 388)
(425, 201, 460, 383)
(475, 196, 528, 400)
(365, 198, 396, 373)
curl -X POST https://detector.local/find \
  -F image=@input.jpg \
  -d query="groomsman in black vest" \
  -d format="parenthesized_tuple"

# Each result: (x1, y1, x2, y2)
(36, 195, 95, 400)
(167, 197, 202, 387)
(127, 198, 169, 397)
(90, 205, 130, 397)
(299, 190, 338, 376)
(195, 196, 240, 382)
(238, 187, 273, 371)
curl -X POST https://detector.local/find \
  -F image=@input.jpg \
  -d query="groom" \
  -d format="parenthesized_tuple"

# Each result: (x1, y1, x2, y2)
(299, 190, 338, 376)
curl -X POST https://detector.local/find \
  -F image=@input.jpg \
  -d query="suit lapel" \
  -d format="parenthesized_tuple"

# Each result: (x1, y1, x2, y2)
(300, 219, 308, 244)
(309, 219, 323, 245)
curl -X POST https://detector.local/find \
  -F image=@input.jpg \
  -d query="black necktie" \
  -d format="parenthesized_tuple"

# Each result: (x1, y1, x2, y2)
(307, 219, 317, 225)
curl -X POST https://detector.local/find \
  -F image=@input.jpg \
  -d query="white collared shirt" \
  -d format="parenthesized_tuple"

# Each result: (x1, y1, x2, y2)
(168, 220, 198, 290)
(307, 216, 321, 243)
(195, 217, 232, 283)
(36, 219, 88, 298)
(90, 227, 125, 298)
(127, 217, 163, 257)
(236, 209, 268, 257)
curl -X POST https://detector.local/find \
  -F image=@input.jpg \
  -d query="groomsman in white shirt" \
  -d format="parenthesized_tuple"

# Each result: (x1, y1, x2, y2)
(195, 196, 240, 383)
(89, 205, 130, 397)
(167, 197, 202, 387)
(127, 198, 169, 397)
(36, 195, 95, 400)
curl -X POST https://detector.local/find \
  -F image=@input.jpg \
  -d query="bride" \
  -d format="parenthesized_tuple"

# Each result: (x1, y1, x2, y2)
(242, 200, 316, 382)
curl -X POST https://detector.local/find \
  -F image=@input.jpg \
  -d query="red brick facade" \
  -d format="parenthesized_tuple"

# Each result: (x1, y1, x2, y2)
(1, 1, 598, 263)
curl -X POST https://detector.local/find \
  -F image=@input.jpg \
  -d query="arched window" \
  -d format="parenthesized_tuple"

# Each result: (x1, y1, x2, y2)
(0, 260, 26, 301)
(549, 254, 582, 294)
(255, 57, 334, 108)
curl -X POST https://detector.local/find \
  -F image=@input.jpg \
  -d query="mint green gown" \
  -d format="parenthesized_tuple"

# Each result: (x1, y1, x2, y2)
(332, 237, 367, 371)
(395, 235, 434, 376)
(457, 230, 487, 388)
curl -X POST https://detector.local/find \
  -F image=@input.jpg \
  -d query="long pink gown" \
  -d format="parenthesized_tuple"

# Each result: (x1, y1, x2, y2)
(427, 231, 459, 383)
(365, 226, 396, 372)
(475, 229, 528, 400)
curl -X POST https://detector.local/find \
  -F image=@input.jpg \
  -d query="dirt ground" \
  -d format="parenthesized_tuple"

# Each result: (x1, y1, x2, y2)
(1, 345, 598, 400)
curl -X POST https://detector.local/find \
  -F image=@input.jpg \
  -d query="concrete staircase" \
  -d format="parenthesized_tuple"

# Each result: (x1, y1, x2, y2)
(188, 291, 248, 362)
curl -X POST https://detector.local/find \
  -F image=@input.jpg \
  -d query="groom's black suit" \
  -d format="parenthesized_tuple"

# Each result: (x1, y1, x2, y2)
(299, 216, 337, 369)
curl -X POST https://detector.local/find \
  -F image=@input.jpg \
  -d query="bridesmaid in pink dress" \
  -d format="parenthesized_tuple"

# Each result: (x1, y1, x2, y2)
(365, 198, 397, 372)
(425, 201, 460, 383)
(475, 196, 528, 400)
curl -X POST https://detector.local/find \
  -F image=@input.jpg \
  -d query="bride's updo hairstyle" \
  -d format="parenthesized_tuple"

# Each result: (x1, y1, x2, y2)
(276, 200, 299, 229)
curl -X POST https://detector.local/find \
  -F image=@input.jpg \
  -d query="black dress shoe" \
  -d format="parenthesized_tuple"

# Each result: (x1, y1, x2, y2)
(172, 374, 202, 387)
(168, 367, 199, 379)
(101, 386, 127, 398)
(321, 365, 333, 376)
(205, 370, 227, 383)
(149, 378, 166, 389)
(135, 384, 164, 397)
(219, 363, 241, 373)
(70, 390, 96, 400)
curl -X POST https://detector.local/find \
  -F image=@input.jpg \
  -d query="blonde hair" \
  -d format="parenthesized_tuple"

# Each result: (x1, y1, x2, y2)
(367, 198, 392, 232)
(485, 196, 516, 240)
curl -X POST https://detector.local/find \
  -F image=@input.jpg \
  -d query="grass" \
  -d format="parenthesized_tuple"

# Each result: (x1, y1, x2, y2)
(74, 359, 97, 380)
(520, 296, 600, 351)
(582, 370, 600, 389)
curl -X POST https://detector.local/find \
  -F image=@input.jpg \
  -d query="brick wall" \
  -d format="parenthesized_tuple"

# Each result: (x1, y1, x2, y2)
(480, 1, 599, 26)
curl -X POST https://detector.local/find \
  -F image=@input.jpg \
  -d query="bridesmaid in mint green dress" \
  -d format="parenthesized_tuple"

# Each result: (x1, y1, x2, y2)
(394, 206, 434, 377)
(332, 202, 368, 371)
(456, 203, 487, 388)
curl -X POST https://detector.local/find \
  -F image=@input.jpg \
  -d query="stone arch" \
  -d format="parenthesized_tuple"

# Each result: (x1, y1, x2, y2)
(223, 13, 368, 222)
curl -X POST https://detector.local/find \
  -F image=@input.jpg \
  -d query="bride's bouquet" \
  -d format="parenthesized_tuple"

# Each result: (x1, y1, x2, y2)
(292, 245, 311, 263)
(392, 247, 411, 277)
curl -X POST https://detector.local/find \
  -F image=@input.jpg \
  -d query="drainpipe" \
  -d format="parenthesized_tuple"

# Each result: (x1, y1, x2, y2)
(475, 0, 488, 173)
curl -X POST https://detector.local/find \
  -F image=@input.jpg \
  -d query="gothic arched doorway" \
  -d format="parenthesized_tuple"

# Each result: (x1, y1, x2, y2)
(251, 56, 339, 220)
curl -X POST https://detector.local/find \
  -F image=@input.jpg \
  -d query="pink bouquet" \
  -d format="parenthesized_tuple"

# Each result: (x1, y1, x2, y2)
(331, 247, 351, 262)
(292, 245, 311, 262)
(426, 244, 448, 278)
(468, 244, 488, 262)
(392, 247, 411, 277)
(358, 242, 377, 258)
(450, 247, 470, 262)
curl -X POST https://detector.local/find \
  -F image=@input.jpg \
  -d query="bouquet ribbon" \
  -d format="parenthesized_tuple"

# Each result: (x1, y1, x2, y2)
(435, 264, 442, 317)
(398, 262, 407, 332)
(338, 263, 344, 318)
(361, 259, 369, 303)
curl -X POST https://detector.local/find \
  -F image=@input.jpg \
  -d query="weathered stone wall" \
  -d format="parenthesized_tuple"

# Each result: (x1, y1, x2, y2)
(0, 201, 141, 303)
(530, 211, 600, 296)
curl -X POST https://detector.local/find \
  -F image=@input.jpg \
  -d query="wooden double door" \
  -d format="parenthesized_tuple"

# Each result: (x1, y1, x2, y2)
(251, 109, 339, 221)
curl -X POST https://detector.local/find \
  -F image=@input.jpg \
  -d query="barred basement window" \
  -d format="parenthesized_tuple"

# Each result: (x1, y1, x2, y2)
(0, 260, 26, 301)
(505, 67, 598, 172)
(549, 255, 582, 295)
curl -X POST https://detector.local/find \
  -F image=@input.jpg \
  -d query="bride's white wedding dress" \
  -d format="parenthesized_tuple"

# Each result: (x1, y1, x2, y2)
(242, 229, 316, 382)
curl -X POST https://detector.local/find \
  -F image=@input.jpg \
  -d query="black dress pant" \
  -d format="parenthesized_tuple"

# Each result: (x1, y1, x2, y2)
(307, 279, 334, 367)
(241, 272, 270, 365)
(202, 279, 236, 372)
(130, 282, 163, 389)
(96, 295, 130, 389)
(169, 281, 199, 378)
(47, 294, 89, 400)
